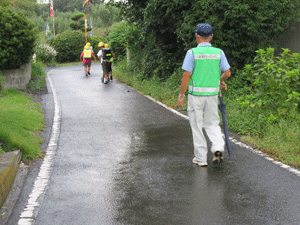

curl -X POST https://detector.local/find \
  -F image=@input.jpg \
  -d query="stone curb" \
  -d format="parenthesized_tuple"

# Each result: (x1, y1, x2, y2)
(0, 150, 22, 209)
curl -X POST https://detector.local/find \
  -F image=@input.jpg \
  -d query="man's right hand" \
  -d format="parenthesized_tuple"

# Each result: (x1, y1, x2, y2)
(178, 97, 184, 108)
(220, 81, 227, 90)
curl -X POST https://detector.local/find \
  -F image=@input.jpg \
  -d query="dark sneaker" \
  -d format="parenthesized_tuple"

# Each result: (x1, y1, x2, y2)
(192, 157, 208, 167)
(110, 75, 113, 80)
(212, 151, 223, 164)
(88, 71, 90, 75)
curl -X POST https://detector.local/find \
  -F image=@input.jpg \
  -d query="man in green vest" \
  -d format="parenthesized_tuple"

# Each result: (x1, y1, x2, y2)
(178, 23, 231, 167)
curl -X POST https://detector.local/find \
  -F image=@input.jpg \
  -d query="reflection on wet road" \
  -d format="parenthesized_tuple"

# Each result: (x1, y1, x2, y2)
(113, 124, 300, 224)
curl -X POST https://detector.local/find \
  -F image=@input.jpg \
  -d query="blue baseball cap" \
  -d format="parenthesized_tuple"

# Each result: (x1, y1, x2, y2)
(195, 23, 213, 37)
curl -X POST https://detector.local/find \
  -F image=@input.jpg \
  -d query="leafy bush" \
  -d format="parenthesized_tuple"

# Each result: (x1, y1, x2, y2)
(238, 48, 300, 116)
(34, 43, 57, 64)
(225, 48, 300, 136)
(51, 30, 87, 63)
(107, 21, 127, 62)
(0, 6, 38, 70)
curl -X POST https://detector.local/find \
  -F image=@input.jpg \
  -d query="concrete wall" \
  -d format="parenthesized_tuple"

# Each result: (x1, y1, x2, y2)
(1, 63, 31, 90)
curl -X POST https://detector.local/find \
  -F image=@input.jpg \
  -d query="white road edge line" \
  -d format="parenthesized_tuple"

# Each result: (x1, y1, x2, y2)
(18, 73, 61, 225)
(144, 95, 300, 177)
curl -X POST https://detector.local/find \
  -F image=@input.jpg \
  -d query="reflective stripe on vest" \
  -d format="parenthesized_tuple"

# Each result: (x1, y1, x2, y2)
(188, 47, 221, 96)
(188, 86, 220, 93)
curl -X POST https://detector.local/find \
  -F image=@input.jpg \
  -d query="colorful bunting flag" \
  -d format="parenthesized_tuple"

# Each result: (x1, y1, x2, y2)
(50, 0, 54, 17)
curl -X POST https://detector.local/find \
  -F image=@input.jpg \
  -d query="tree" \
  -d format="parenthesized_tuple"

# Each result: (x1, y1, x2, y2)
(178, 0, 300, 70)
(53, 0, 103, 12)
(0, 6, 37, 70)
(69, 13, 92, 32)
(13, 0, 40, 17)
(117, 0, 189, 79)
(90, 4, 120, 28)
(118, 0, 300, 78)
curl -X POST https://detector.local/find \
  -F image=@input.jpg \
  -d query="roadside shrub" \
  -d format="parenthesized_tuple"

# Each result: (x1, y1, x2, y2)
(0, 6, 38, 70)
(107, 21, 127, 62)
(34, 43, 57, 64)
(51, 30, 87, 63)
(226, 47, 300, 136)
(238, 48, 300, 116)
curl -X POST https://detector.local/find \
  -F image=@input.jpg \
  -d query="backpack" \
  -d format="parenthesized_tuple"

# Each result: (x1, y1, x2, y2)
(83, 49, 92, 59)
(102, 48, 112, 61)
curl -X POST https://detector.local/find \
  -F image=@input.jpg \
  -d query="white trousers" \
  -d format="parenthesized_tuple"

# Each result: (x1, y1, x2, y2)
(187, 94, 224, 163)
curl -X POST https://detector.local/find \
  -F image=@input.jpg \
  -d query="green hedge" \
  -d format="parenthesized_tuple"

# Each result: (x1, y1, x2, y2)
(0, 6, 37, 70)
(52, 30, 86, 63)
(108, 21, 127, 62)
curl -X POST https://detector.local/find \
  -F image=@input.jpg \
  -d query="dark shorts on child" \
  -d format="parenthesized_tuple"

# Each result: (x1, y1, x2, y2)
(102, 61, 110, 75)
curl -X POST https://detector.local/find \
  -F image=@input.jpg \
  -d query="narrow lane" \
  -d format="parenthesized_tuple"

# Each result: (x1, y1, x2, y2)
(8, 64, 300, 225)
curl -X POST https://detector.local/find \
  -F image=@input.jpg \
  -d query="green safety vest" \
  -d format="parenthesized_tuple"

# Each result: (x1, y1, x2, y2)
(188, 46, 221, 96)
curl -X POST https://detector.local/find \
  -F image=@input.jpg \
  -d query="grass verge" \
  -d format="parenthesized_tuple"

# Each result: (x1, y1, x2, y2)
(0, 61, 83, 160)
(240, 120, 300, 168)
(0, 89, 45, 161)
(113, 60, 184, 109)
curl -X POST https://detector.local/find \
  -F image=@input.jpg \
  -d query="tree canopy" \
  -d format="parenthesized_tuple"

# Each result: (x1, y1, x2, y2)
(53, 0, 103, 12)
(117, 0, 300, 78)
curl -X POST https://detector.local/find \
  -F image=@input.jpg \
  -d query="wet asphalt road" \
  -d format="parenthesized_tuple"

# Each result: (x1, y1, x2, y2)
(7, 64, 300, 225)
